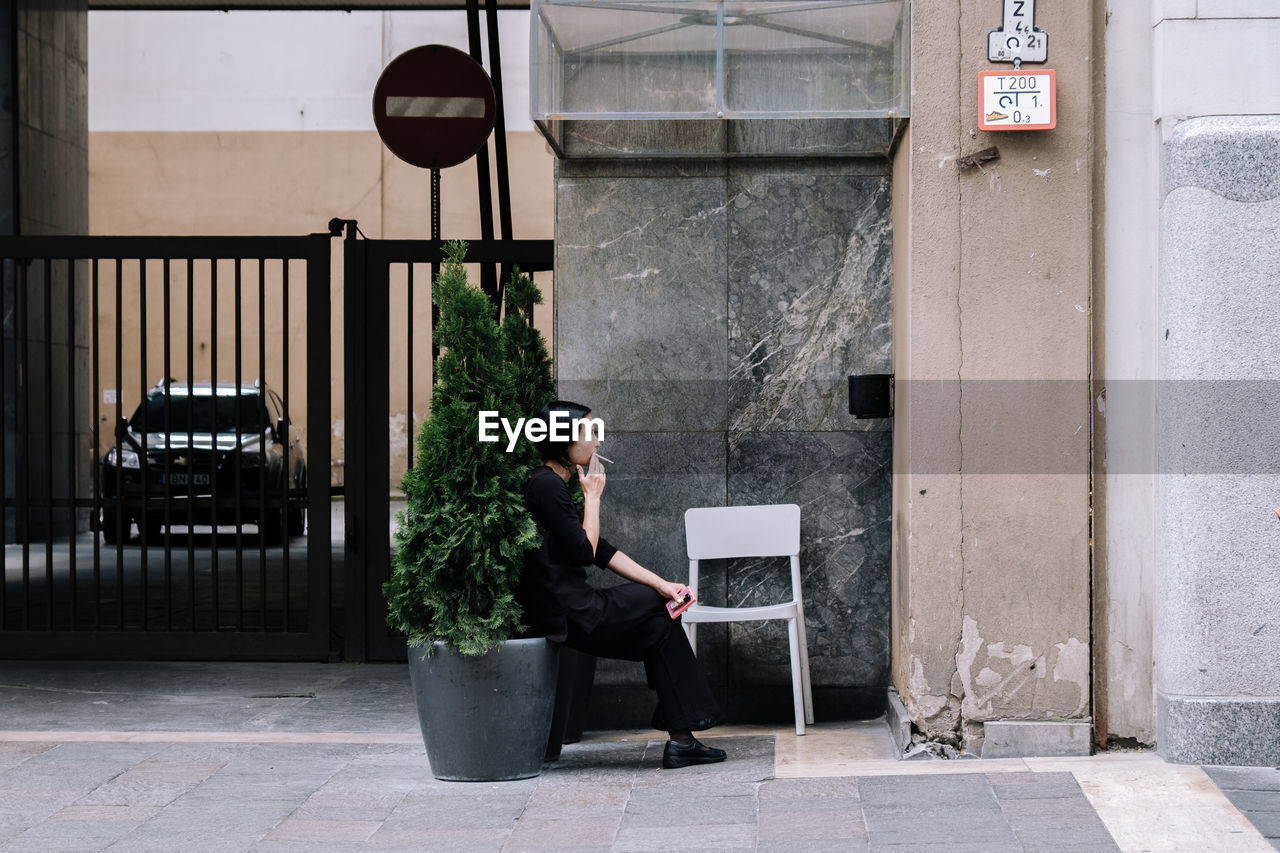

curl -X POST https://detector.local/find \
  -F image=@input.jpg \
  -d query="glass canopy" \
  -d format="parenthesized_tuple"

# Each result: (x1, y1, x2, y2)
(531, 0, 909, 121)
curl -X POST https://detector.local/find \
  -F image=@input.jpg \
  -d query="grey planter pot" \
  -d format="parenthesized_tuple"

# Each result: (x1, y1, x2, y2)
(408, 637, 561, 782)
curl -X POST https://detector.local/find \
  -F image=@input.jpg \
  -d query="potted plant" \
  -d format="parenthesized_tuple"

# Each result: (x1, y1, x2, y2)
(384, 242, 557, 782)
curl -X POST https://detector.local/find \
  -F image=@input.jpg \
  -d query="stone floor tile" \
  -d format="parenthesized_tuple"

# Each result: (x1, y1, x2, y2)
(1204, 766, 1280, 792)
(756, 807, 866, 841)
(1246, 811, 1280, 835)
(871, 842, 1023, 853)
(363, 826, 510, 852)
(51, 804, 161, 821)
(866, 824, 1019, 847)
(857, 773, 997, 806)
(1015, 828, 1122, 852)
(288, 790, 407, 822)
(758, 840, 869, 853)
(524, 783, 630, 811)
(251, 841, 367, 853)
(263, 817, 382, 842)
(118, 759, 227, 783)
(758, 794, 861, 814)
(1228, 791, 1280, 812)
(380, 795, 528, 831)
(621, 792, 758, 827)
(76, 778, 199, 807)
(2, 816, 147, 853)
(758, 776, 861, 800)
(504, 815, 620, 848)
(611, 822, 756, 852)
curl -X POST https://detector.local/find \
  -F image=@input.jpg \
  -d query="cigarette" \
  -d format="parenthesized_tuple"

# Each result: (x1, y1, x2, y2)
(594, 453, 614, 464)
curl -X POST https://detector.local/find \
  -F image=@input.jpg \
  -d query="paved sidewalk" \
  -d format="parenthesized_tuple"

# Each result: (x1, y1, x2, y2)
(0, 662, 1275, 852)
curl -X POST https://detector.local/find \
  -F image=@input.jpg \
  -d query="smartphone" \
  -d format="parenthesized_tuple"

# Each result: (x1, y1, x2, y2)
(666, 586, 696, 619)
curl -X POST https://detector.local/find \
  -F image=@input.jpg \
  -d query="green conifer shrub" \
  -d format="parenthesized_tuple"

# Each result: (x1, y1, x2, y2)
(384, 242, 541, 656)
(501, 267, 556, 471)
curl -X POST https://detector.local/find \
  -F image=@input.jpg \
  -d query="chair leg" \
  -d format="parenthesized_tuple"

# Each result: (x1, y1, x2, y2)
(796, 610, 815, 725)
(787, 617, 805, 736)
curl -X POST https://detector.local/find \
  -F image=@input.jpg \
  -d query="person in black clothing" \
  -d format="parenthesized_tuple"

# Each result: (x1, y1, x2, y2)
(519, 400, 725, 769)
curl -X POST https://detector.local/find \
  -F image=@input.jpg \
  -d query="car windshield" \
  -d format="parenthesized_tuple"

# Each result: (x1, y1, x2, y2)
(129, 392, 266, 435)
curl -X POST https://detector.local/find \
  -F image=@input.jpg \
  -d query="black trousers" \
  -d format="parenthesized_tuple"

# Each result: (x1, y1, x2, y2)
(564, 582, 721, 733)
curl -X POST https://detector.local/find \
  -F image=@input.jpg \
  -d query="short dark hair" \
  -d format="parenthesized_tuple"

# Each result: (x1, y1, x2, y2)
(534, 399, 592, 467)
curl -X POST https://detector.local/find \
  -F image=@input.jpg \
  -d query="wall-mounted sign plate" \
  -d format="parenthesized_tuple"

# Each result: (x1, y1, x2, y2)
(988, 0, 1048, 64)
(979, 70, 1056, 131)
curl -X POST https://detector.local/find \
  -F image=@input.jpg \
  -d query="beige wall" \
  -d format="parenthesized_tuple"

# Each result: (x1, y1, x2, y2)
(891, 1, 1095, 746)
(89, 129, 555, 488)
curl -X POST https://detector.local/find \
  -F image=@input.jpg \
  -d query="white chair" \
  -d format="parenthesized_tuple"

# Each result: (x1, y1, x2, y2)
(682, 503, 815, 735)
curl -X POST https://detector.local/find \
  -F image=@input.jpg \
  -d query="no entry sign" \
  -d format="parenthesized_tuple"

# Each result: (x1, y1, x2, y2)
(372, 44, 497, 170)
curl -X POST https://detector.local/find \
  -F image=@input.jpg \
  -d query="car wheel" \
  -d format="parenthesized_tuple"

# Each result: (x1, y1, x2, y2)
(101, 507, 127, 545)
(288, 507, 306, 537)
(262, 511, 285, 545)
(142, 513, 164, 543)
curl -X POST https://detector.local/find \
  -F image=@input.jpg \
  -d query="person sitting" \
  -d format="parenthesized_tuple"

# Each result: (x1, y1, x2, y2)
(517, 400, 725, 769)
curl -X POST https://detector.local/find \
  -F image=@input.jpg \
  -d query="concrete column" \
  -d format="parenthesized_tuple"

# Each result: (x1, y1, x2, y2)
(890, 0, 1095, 756)
(1155, 116, 1280, 764)
(2, 0, 90, 541)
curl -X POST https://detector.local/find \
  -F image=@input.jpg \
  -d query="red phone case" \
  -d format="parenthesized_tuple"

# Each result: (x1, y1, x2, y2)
(666, 586, 695, 619)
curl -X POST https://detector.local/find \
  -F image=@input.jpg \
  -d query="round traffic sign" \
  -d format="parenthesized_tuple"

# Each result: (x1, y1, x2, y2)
(372, 44, 497, 170)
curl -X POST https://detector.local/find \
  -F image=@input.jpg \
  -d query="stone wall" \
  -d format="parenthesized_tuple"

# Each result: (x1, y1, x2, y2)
(554, 154, 894, 726)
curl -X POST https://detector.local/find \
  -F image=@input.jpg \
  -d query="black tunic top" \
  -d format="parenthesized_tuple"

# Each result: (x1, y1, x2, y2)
(518, 465, 619, 642)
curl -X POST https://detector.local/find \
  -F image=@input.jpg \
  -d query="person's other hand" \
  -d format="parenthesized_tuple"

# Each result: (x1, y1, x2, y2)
(577, 452, 606, 501)
(656, 580, 688, 602)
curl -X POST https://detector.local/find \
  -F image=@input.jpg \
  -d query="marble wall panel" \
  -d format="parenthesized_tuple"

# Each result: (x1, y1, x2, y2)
(727, 170, 892, 432)
(553, 157, 894, 722)
(555, 172, 728, 432)
(726, 430, 891, 688)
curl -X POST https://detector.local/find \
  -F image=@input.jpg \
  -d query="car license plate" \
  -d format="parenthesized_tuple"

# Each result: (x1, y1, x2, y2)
(168, 472, 211, 486)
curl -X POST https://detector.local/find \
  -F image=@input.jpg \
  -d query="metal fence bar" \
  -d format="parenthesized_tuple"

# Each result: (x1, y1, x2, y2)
(67, 258, 79, 629)
(0, 260, 7, 629)
(280, 258, 291, 631)
(209, 258, 220, 626)
(258, 256, 268, 628)
(233, 258, 244, 630)
(185, 259, 196, 625)
(18, 260, 30, 627)
(90, 259, 101, 630)
(406, 262, 414, 470)
(162, 258, 174, 630)
(138, 258, 151, 626)
(43, 258, 54, 627)
(304, 235, 330, 648)
(113, 258, 124, 627)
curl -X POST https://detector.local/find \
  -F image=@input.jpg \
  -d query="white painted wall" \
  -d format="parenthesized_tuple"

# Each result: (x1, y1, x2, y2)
(1103, 0, 1280, 744)
(88, 10, 534, 132)
(1100, 0, 1159, 744)
(1153, 6, 1280, 137)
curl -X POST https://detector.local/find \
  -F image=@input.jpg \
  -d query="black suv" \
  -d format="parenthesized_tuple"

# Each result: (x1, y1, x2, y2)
(100, 380, 307, 544)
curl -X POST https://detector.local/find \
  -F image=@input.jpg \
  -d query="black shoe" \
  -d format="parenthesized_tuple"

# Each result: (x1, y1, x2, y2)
(662, 738, 727, 769)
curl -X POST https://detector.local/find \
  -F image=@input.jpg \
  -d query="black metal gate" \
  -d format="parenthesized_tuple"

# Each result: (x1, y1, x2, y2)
(0, 229, 552, 661)
(0, 234, 333, 659)
(339, 225, 553, 661)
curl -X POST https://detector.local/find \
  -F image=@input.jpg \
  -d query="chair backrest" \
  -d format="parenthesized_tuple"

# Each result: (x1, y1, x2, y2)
(684, 504, 801, 560)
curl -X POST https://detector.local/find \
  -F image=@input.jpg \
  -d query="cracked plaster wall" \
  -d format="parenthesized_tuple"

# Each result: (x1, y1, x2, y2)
(889, 0, 1094, 745)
